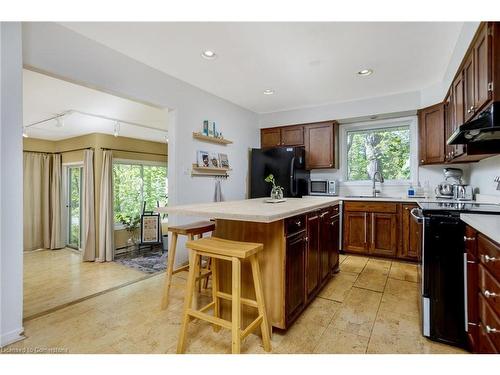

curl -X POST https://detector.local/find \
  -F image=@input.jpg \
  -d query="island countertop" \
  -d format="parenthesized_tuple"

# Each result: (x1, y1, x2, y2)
(156, 197, 341, 223)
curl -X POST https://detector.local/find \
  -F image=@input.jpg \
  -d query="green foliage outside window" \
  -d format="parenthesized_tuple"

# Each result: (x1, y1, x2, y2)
(347, 126, 410, 181)
(113, 162, 168, 224)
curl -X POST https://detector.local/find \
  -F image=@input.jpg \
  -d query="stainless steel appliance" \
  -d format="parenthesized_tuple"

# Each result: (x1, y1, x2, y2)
(250, 147, 310, 198)
(308, 179, 338, 196)
(412, 202, 500, 349)
(453, 184, 474, 201)
(448, 101, 500, 151)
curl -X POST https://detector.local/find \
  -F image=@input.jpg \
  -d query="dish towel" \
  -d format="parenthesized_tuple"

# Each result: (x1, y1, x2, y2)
(214, 180, 224, 202)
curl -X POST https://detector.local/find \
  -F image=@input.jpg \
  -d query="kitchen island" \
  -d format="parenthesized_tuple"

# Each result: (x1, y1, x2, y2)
(158, 197, 342, 330)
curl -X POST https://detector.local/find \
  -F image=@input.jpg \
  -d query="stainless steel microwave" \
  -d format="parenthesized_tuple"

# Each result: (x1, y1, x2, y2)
(308, 179, 338, 196)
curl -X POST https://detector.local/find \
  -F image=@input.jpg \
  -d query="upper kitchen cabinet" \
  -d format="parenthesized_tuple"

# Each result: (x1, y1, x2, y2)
(473, 23, 492, 115)
(261, 127, 282, 148)
(261, 125, 304, 148)
(418, 102, 445, 165)
(281, 125, 305, 146)
(304, 121, 339, 169)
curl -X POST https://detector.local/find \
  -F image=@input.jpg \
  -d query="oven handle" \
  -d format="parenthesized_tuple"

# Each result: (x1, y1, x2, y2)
(410, 207, 424, 223)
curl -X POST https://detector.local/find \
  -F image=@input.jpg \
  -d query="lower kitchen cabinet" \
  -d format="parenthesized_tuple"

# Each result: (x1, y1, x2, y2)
(285, 204, 340, 327)
(285, 231, 307, 326)
(369, 212, 398, 257)
(306, 212, 320, 299)
(465, 226, 500, 353)
(343, 201, 400, 259)
(400, 203, 422, 261)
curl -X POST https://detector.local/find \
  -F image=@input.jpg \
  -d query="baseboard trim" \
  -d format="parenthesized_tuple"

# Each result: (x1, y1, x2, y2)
(0, 327, 25, 348)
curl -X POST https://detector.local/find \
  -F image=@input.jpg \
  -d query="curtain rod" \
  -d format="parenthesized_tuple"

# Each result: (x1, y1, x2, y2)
(101, 147, 167, 157)
(23, 147, 94, 154)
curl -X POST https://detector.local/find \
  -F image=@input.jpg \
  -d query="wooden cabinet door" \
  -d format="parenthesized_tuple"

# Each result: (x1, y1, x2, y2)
(343, 211, 368, 254)
(261, 128, 281, 148)
(451, 72, 466, 158)
(306, 212, 320, 299)
(400, 204, 422, 261)
(304, 122, 336, 169)
(473, 24, 492, 113)
(285, 232, 306, 325)
(281, 126, 304, 146)
(319, 208, 332, 285)
(464, 53, 475, 122)
(467, 253, 479, 352)
(329, 210, 340, 273)
(369, 213, 398, 257)
(444, 94, 454, 162)
(418, 103, 445, 165)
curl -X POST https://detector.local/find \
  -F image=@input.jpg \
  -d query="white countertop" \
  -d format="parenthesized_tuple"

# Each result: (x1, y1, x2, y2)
(157, 197, 342, 223)
(460, 214, 500, 244)
(157, 195, 463, 223)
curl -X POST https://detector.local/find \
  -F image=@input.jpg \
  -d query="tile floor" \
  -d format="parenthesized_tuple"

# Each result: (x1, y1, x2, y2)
(5, 254, 467, 354)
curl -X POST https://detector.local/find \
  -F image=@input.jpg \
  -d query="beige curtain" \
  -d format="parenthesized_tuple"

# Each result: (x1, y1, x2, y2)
(23, 152, 64, 251)
(82, 149, 96, 261)
(50, 154, 64, 249)
(98, 150, 114, 262)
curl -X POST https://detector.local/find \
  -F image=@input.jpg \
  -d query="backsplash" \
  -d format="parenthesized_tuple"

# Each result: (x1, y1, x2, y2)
(469, 154, 500, 196)
(310, 163, 472, 198)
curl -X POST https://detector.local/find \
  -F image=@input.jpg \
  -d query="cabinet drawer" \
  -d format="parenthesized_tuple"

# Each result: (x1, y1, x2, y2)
(478, 234, 500, 280)
(285, 214, 306, 236)
(479, 293, 500, 351)
(479, 323, 499, 354)
(479, 264, 500, 317)
(344, 201, 398, 213)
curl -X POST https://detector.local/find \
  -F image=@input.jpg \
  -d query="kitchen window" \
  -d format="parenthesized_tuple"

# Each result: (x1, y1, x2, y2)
(341, 117, 417, 183)
(113, 160, 168, 226)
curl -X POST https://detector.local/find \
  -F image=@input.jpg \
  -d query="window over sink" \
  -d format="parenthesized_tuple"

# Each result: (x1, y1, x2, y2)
(341, 117, 417, 184)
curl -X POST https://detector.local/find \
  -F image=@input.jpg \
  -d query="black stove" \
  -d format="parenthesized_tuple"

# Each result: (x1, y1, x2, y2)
(418, 201, 500, 214)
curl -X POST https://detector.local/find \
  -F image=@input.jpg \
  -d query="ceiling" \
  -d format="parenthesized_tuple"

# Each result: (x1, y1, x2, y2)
(60, 22, 465, 113)
(23, 69, 168, 142)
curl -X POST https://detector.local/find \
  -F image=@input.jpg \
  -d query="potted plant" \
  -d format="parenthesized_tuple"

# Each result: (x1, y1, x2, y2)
(265, 174, 284, 200)
(117, 214, 141, 245)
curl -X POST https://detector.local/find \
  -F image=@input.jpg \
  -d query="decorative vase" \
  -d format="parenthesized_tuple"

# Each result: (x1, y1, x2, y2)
(270, 186, 284, 200)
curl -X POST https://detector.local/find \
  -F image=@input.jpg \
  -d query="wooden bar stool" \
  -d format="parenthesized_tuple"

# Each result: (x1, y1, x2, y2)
(161, 220, 215, 309)
(177, 237, 272, 354)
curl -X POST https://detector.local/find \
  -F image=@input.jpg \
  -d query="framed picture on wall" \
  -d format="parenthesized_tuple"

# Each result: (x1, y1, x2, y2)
(218, 153, 229, 168)
(197, 150, 210, 167)
(209, 152, 219, 168)
(141, 213, 161, 244)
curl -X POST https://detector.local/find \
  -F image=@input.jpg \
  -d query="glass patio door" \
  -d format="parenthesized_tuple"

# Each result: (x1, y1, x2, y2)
(67, 166, 83, 249)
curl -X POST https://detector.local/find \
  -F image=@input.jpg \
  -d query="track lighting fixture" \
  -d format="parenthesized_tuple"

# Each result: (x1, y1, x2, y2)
(113, 121, 120, 137)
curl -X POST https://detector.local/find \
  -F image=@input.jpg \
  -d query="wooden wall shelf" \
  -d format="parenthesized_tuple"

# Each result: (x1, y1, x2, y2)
(191, 164, 231, 177)
(192, 132, 233, 145)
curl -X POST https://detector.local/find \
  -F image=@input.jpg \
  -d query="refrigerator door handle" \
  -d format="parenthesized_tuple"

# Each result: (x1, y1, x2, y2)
(289, 156, 297, 197)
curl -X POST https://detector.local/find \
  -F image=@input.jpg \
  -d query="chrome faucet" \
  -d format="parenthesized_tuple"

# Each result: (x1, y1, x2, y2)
(372, 170, 384, 197)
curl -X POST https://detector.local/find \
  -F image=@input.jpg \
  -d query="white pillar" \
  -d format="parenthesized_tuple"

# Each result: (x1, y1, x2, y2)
(0, 22, 24, 347)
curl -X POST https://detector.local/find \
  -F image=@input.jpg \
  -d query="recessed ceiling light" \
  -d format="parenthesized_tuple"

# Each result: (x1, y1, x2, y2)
(357, 69, 373, 76)
(263, 89, 275, 95)
(201, 50, 217, 60)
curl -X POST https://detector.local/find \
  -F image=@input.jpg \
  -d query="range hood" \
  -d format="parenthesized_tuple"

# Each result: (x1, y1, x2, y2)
(447, 102, 500, 147)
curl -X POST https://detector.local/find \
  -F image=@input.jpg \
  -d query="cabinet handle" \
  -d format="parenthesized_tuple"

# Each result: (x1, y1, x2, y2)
(305, 236, 309, 242)
(295, 220, 302, 226)
(482, 254, 498, 263)
(467, 109, 472, 114)
(420, 159, 424, 163)
(484, 290, 497, 298)
(364, 213, 368, 244)
(371, 214, 375, 245)
(485, 325, 498, 334)
(464, 236, 476, 242)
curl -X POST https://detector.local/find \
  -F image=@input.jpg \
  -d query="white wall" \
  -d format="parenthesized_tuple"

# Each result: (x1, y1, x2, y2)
(469, 155, 500, 197)
(23, 22, 259, 264)
(0, 22, 24, 346)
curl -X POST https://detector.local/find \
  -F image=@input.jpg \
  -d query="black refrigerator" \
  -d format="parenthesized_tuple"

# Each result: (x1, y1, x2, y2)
(250, 147, 310, 198)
